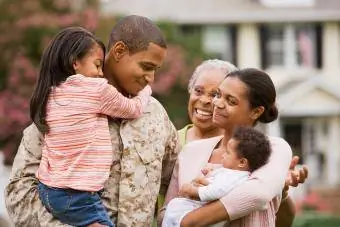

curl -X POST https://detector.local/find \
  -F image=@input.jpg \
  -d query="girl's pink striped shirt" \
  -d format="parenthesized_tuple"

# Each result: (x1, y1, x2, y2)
(36, 74, 150, 192)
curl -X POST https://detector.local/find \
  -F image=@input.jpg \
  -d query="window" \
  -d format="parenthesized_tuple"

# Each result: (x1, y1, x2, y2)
(264, 25, 285, 67)
(260, 23, 321, 69)
(295, 26, 317, 67)
(282, 121, 304, 164)
(259, 0, 315, 7)
(202, 25, 237, 64)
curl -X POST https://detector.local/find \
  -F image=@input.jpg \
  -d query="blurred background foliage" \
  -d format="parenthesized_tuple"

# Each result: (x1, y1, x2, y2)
(0, 0, 208, 165)
(294, 212, 340, 227)
(0, 0, 100, 164)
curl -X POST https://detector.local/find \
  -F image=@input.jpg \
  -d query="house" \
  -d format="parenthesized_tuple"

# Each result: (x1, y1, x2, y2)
(100, 0, 340, 188)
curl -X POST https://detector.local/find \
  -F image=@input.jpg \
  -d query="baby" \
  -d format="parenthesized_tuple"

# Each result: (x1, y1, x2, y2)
(162, 126, 272, 227)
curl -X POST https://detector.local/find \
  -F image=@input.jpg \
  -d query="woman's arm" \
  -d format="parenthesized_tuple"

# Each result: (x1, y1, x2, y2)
(180, 200, 230, 227)
(157, 159, 180, 226)
(276, 196, 296, 227)
(4, 124, 68, 226)
(276, 156, 308, 226)
(181, 137, 292, 224)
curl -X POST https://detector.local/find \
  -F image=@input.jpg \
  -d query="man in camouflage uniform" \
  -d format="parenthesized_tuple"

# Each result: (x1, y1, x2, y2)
(5, 15, 180, 227)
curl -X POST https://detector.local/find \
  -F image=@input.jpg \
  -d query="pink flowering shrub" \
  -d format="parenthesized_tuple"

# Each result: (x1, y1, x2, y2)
(296, 191, 330, 213)
(151, 22, 208, 127)
(0, 0, 99, 165)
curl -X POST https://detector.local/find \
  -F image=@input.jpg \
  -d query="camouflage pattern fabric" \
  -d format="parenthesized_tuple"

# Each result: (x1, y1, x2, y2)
(5, 97, 180, 227)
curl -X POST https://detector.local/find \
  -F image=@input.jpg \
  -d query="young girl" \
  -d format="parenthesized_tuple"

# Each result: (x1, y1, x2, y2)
(30, 27, 151, 227)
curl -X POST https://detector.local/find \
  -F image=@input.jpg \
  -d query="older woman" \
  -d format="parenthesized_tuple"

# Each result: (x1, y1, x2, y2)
(178, 59, 237, 146)
(162, 68, 305, 226)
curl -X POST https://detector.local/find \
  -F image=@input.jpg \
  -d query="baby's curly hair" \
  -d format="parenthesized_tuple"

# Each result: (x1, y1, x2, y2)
(232, 127, 271, 172)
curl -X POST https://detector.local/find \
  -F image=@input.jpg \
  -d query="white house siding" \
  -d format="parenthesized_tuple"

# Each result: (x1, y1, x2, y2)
(323, 22, 340, 75)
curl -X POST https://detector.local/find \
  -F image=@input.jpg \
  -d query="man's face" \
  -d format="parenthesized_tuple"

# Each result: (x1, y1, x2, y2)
(107, 42, 166, 96)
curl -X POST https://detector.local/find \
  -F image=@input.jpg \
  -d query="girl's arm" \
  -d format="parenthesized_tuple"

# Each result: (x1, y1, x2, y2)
(99, 80, 152, 118)
(181, 137, 292, 225)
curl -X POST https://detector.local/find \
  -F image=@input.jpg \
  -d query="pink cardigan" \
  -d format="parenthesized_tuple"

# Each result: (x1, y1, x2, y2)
(165, 135, 292, 226)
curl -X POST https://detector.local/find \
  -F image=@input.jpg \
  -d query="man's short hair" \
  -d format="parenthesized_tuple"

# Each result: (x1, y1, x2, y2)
(232, 127, 272, 172)
(108, 15, 167, 54)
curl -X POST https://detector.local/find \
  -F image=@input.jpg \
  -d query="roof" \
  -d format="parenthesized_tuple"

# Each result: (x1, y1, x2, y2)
(100, 0, 340, 24)
(277, 75, 340, 117)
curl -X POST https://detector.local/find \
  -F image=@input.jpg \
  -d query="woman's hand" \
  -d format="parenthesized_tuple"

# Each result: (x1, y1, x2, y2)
(283, 156, 308, 198)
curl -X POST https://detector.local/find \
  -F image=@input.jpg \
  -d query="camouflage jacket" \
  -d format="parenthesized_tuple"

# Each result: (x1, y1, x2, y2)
(5, 97, 180, 227)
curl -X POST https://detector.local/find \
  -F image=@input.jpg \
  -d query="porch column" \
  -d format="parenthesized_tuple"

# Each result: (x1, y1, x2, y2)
(302, 119, 319, 184)
(326, 116, 340, 186)
(237, 23, 261, 68)
(323, 22, 340, 75)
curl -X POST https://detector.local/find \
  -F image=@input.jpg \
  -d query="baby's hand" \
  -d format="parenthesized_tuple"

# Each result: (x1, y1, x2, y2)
(179, 183, 198, 200)
(201, 166, 214, 176)
(191, 176, 209, 187)
(179, 183, 192, 197)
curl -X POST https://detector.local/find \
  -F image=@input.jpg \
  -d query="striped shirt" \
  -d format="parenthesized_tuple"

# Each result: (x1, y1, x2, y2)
(36, 74, 151, 191)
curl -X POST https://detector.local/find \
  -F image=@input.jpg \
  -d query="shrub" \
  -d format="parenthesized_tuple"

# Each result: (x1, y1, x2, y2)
(0, 0, 99, 165)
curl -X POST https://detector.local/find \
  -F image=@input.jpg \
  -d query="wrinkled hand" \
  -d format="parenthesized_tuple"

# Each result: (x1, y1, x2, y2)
(282, 156, 309, 199)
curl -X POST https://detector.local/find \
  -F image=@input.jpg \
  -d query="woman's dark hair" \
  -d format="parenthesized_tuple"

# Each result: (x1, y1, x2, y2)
(226, 68, 278, 123)
(30, 26, 106, 133)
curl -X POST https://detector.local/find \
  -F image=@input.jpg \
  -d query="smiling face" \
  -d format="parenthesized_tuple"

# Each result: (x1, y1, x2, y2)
(188, 68, 226, 131)
(213, 76, 255, 131)
(222, 138, 242, 169)
(106, 42, 166, 95)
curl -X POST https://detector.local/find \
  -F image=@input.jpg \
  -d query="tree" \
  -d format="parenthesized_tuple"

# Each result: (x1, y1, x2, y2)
(152, 22, 209, 127)
(0, 0, 99, 165)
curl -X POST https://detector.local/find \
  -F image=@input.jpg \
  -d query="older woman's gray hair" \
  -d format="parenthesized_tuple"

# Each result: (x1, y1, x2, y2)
(188, 59, 238, 93)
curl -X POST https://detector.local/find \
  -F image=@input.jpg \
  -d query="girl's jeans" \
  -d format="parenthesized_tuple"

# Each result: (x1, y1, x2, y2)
(38, 182, 114, 227)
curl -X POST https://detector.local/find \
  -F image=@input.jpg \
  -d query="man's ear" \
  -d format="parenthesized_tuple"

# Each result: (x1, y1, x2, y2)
(110, 41, 128, 62)
(250, 106, 265, 121)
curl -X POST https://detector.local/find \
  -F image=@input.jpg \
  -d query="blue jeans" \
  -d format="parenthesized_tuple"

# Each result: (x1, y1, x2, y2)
(38, 182, 114, 227)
